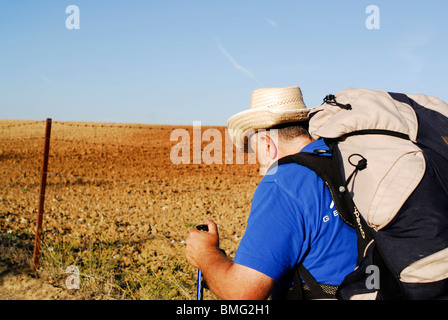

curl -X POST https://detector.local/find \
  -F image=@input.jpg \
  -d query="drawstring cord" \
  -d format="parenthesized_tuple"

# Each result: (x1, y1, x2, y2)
(341, 154, 367, 193)
(323, 94, 352, 110)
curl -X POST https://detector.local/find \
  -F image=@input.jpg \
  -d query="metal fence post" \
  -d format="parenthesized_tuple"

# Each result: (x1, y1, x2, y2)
(33, 118, 52, 271)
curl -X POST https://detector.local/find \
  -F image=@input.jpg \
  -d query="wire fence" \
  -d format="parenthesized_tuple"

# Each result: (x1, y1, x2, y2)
(0, 119, 260, 299)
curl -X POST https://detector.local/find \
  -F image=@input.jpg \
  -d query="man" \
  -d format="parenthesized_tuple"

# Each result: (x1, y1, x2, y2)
(185, 86, 358, 300)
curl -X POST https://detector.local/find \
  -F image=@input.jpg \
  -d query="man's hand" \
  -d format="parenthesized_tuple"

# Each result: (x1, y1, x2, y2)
(185, 219, 276, 300)
(185, 220, 222, 269)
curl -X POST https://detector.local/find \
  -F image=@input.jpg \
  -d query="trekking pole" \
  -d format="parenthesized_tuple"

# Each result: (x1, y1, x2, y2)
(196, 224, 209, 300)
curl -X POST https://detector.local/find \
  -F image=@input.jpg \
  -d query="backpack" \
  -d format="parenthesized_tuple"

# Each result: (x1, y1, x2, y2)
(280, 88, 448, 300)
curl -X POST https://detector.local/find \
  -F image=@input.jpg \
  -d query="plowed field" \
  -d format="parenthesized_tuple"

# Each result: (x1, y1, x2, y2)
(0, 120, 260, 299)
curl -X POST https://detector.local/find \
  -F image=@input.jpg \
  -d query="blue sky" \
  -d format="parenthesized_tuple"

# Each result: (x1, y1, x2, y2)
(1, 0, 447, 125)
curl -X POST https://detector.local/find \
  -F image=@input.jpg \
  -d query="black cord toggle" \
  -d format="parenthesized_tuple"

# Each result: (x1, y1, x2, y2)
(340, 154, 367, 193)
(323, 94, 352, 110)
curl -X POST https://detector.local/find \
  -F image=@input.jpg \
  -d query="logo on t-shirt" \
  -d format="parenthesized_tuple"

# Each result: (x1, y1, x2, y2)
(323, 200, 339, 223)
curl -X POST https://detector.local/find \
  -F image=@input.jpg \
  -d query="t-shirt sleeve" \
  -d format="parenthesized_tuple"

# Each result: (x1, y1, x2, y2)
(234, 180, 309, 283)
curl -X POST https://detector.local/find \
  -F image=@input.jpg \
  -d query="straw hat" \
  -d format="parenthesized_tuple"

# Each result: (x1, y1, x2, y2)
(227, 86, 310, 151)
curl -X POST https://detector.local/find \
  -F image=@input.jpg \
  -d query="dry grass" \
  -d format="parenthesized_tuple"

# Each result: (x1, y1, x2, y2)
(0, 120, 260, 299)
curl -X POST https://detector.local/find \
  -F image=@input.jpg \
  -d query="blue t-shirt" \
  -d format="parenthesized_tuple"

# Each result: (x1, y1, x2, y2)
(234, 139, 358, 299)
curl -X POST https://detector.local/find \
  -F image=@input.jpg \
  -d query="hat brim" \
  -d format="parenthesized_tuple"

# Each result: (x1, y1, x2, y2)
(227, 107, 311, 152)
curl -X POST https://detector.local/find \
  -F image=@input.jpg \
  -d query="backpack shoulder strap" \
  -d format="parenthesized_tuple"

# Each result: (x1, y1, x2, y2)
(276, 141, 373, 255)
(275, 141, 374, 300)
(286, 264, 338, 300)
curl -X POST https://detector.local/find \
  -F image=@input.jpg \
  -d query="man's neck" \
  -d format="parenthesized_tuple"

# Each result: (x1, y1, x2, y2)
(277, 137, 315, 159)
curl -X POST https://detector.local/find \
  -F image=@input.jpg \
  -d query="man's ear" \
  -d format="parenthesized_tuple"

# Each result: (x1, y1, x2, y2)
(263, 133, 278, 160)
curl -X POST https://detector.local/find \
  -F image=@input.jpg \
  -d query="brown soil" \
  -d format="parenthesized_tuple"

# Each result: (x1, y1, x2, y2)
(0, 120, 261, 299)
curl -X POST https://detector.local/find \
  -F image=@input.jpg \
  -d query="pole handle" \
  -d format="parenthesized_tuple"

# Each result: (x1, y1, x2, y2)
(196, 224, 209, 232)
(196, 224, 208, 300)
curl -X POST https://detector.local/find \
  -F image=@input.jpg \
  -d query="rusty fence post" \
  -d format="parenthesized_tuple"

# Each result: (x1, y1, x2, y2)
(33, 118, 52, 271)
